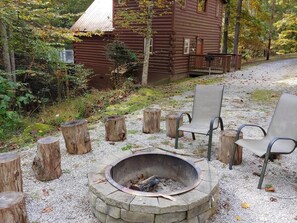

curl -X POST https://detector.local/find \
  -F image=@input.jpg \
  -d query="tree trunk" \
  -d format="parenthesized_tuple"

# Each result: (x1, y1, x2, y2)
(32, 137, 62, 181)
(8, 26, 16, 82)
(218, 129, 243, 165)
(0, 192, 28, 223)
(0, 153, 23, 192)
(143, 108, 161, 134)
(222, 1, 230, 54)
(266, 0, 276, 61)
(61, 119, 92, 154)
(0, 20, 12, 75)
(104, 115, 127, 141)
(166, 113, 183, 138)
(233, 0, 243, 55)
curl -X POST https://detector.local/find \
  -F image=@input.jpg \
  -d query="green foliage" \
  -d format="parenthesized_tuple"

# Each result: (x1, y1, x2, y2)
(121, 144, 133, 151)
(250, 89, 280, 103)
(105, 41, 139, 88)
(0, 73, 35, 139)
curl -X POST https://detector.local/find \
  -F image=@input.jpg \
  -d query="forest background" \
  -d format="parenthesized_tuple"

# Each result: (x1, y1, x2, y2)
(0, 0, 296, 150)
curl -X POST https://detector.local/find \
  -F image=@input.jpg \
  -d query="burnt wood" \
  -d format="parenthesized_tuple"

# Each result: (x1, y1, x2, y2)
(130, 176, 160, 192)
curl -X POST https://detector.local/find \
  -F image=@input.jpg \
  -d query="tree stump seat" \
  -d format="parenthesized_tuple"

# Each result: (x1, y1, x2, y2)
(166, 113, 184, 138)
(218, 129, 243, 165)
(61, 119, 92, 154)
(105, 115, 127, 142)
(143, 108, 161, 134)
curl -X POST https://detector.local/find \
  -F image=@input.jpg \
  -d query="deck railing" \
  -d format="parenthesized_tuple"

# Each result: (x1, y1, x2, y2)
(188, 54, 242, 74)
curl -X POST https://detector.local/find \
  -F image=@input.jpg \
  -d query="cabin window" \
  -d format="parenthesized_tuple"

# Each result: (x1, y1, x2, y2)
(216, 0, 220, 17)
(177, 0, 186, 8)
(197, 0, 207, 12)
(144, 38, 153, 54)
(118, 0, 127, 5)
(183, 38, 190, 54)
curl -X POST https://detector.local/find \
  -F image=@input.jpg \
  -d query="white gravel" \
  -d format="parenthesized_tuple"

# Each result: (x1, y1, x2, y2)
(20, 58, 297, 223)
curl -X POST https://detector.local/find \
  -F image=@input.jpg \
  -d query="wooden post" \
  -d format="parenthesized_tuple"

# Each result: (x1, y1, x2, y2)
(105, 115, 127, 142)
(218, 129, 243, 165)
(32, 137, 62, 181)
(143, 108, 161, 134)
(166, 113, 183, 138)
(61, 119, 92, 154)
(0, 192, 28, 223)
(0, 153, 23, 192)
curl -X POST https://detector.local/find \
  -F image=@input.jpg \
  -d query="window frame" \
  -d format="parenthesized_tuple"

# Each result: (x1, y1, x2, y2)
(183, 38, 190, 55)
(197, 0, 207, 13)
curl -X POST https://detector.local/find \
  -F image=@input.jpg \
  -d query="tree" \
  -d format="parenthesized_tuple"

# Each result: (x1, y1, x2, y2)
(222, 1, 231, 54)
(233, 0, 243, 55)
(115, 0, 173, 86)
(266, 0, 276, 60)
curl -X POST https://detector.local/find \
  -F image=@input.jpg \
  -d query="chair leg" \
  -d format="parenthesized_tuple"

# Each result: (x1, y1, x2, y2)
(207, 129, 213, 161)
(258, 153, 270, 189)
(192, 133, 196, 140)
(175, 135, 179, 149)
(229, 143, 238, 170)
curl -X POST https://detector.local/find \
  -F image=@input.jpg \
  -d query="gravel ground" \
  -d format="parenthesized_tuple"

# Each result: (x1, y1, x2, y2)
(20, 58, 297, 223)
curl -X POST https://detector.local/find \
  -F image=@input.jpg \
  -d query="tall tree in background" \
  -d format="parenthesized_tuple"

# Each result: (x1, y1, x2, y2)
(233, 0, 243, 54)
(222, 0, 230, 54)
(266, 0, 276, 60)
(115, 0, 173, 86)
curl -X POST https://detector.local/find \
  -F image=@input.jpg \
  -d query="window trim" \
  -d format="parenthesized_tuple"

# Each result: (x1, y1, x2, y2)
(183, 38, 190, 55)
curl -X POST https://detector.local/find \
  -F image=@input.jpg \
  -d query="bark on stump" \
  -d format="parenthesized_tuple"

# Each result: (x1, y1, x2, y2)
(218, 129, 243, 165)
(0, 192, 28, 223)
(166, 113, 184, 138)
(32, 137, 62, 181)
(0, 153, 23, 192)
(61, 119, 92, 154)
(104, 115, 127, 142)
(143, 108, 161, 134)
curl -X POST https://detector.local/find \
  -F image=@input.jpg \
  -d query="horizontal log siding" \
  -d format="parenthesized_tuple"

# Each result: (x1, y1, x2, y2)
(172, 0, 224, 78)
(73, 35, 114, 89)
(114, 1, 174, 83)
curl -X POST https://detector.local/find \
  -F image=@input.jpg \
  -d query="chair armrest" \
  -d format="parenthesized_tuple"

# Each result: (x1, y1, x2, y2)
(177, 112, 192, 123)
(267, 137, 297, 155)
(210, 116, 224, 131)
(235, 124, 267, 141)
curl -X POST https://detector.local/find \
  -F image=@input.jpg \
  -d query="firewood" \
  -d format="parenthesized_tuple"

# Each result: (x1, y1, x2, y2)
(0, 153, 23, 192)
(104, 115, 127, 141)
(0, 192, 28, 223)
(61, 119, 92, 154)
(143, 108, 161, 133)
(32, 136, 62, 181)
(130, 176, 160, 192)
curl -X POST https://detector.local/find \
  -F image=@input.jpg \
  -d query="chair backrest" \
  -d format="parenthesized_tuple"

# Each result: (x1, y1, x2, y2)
(267, 93, 297, 140)
(191, 85, 224, 128)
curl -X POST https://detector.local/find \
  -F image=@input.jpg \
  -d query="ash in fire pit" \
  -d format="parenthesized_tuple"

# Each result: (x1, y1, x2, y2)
(127, 175, 185, 193)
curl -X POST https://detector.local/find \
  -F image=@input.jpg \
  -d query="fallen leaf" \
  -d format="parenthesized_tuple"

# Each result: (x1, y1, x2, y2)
(241, 202, 250, 209)
(252, 172, 261, 177)
(265, 184, 275, 192)
(42, 207, 53, 213)
(236, 215, 241, 221)
(42, 189, 49, 197)
(270, 197, 277, 202)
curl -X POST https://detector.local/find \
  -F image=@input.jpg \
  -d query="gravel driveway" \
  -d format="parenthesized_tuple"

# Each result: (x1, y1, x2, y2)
(21, 58, 297, 223)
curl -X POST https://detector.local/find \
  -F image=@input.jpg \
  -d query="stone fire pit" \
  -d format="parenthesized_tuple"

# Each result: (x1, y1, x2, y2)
(88, 151, 219, 223)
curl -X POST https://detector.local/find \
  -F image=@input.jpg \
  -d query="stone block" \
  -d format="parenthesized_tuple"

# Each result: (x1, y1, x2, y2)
(130, 196, 160, 214)
(91, 207, 106, 223)
(180, 216, 199, 223)
(187, 200, 210, 219)
(106, 215, 128, 223)
(179, 188, 208, 209)
(158, 197, 188, 214)
(89, 180, 118, 201)
(106, 204, 121, 219)
(95, 197, 107, 213)
(106, 190, 135, 210)
(155, 211, 186, 223)
(195, 180, 218, 195)
(89, 191, 98, 207)
(121, 209, 154, 223)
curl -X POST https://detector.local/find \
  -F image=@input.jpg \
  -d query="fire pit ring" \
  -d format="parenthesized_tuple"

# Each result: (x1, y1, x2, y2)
(105, 153, 202, 198)
(89, 151, 220, 223)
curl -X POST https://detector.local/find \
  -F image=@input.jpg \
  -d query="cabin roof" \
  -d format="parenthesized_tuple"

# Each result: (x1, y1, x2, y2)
(71, 0, 113, 32)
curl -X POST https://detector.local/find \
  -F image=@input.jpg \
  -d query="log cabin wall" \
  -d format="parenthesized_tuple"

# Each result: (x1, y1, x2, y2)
(172, 0, 224, 79)
(113, 0, 175, 83)
(73, 35, 114, 89)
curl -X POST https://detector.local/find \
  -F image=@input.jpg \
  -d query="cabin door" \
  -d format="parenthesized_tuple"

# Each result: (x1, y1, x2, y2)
(196, 38, 204, 68)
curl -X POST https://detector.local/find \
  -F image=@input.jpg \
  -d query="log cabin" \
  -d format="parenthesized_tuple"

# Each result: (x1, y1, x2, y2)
(71, 0, 228, 89)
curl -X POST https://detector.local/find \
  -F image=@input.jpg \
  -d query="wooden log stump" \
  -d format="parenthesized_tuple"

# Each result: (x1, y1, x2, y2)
(218, 129, 243, 165)
(32, 137, 62, 181)
(0, 192, 28, 223)
(0, 153, 23, 192)
(166, 113, 184, 138)
(143, 108, 161, 134)
(105, 115, 127, 142)
(61, 119, 92, 154)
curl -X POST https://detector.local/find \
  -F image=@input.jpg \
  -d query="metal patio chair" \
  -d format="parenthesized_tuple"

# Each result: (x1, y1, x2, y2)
(175, 85, 224, 161)
(229, 93, 297, 189)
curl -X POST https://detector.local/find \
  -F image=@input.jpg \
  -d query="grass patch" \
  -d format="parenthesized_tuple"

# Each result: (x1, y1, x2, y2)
(250, 89, 280, 103)
(121, 144, 133, 151)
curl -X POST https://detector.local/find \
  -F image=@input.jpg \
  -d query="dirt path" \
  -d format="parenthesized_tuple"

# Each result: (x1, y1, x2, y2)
(21, 58, 297, 223)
